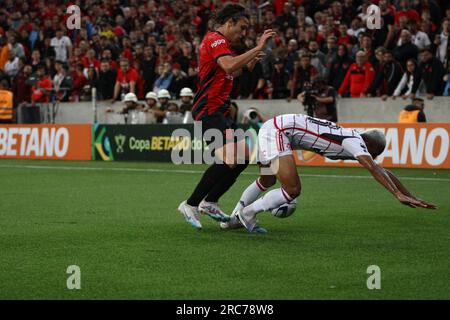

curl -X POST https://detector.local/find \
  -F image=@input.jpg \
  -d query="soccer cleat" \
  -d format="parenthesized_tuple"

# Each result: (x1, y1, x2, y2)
(219, 212, 244, 230)
(199, 201, 231, 222)
(178, 201, 202, 230)
(236, 209, 267, 234)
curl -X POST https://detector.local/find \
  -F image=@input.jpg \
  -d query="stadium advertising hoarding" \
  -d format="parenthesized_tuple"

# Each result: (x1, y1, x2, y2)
(4, 122, 446, 168)
(94, 123, 450, 169)
(93, 124, 198, 161)
(92, 124, 259, 162)
(0, 124, 91, 160)
(295, 123, 450, 169)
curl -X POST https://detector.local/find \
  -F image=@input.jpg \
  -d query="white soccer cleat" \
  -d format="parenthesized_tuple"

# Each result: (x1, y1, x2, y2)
(236, 209, 267, 234)
(219, 212, 243, 230)
(178, 200, 202, 230)
(199, 201, 230, 222)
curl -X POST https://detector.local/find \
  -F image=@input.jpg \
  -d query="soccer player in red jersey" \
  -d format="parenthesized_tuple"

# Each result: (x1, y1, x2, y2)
(178, 4, 275, 229)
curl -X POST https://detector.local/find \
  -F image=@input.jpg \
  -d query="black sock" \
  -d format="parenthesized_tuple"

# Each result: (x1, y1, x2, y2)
(205, 163, 249, 203)
(186, 163, 233, 207)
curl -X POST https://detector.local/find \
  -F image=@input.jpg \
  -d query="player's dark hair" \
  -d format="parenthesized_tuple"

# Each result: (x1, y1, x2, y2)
(212, 4, 249, 26)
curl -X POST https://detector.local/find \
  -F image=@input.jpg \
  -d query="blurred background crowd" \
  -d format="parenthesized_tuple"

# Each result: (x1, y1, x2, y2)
(0, 0, 449, 123)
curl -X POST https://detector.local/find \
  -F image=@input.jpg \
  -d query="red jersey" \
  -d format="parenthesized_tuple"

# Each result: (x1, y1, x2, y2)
(338, 62, 375, 98)
(192, 31, 234, 120)
(394, 9, 420, 26)
(31, 77, 52, 103)
(116, 68, 140, 85)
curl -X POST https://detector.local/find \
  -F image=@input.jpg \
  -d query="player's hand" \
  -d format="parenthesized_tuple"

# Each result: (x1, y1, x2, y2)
(414, 198, 438, 209)
(256, 29, 276, 51)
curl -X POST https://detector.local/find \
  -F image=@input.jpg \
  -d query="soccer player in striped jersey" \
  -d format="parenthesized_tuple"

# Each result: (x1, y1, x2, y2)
(221, 114, 437, 233)
(177, 4, 275, 229)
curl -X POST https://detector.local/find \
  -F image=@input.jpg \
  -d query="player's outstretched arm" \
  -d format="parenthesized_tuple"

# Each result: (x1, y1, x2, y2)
(217, 30, 275, 74)
(356, 155, 435, 209)
(384, 169, 438, 209)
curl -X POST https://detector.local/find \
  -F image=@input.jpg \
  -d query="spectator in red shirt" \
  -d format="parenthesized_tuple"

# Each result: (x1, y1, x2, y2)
(70, 63, 87, 102)
(338, 50, 375, 98)
(395, 0, 421, 26)
(31, 64, 52, 103)
(81, 49, 101, 70)
(112, 58, 140, 102)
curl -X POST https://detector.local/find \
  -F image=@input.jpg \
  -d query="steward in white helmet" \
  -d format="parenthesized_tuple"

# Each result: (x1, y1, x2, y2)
(157, 89, 171, 111)
(179, 87, 194, 114)
(145, 91, 166, 122)
(120, 92, 144, 114)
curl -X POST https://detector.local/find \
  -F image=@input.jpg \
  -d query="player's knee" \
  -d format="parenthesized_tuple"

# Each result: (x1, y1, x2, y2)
(259, 175, 276, 189)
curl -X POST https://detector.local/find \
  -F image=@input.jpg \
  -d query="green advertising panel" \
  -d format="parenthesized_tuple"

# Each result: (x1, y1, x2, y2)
(92, 124, 259, 162)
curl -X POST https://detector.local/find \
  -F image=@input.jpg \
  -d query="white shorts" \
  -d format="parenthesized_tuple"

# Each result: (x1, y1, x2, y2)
(257, 119, 292, 164)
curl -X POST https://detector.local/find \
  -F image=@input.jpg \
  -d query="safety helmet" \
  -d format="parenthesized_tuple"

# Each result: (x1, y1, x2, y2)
(145, 91, 158, 101)
(157, 89, 171, 99)
(123, 92, 138, 102)
(179, 87, 194, 98)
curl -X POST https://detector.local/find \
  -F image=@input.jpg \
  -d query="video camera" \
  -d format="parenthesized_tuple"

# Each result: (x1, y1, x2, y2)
(303, 89, 319, 117)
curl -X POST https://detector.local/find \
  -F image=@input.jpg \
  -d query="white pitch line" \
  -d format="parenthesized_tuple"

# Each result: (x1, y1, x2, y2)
(0, 164, 449, 182)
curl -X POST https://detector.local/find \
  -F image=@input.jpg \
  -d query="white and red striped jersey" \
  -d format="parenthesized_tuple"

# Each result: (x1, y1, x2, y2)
(272, 114, 371, 160)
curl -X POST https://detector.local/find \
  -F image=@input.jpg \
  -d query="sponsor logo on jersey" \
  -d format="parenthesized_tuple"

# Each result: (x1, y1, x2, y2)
(211, 39, 225, 48)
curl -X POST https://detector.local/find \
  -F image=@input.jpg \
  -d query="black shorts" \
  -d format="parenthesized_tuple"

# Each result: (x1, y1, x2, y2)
(197, 113, 238, 146)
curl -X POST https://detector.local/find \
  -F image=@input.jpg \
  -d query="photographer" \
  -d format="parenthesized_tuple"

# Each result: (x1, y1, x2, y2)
(297, 76, 338, 122)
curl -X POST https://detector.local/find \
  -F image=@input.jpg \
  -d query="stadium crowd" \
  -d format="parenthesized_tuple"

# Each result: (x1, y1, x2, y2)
(0, 0, 449, 123)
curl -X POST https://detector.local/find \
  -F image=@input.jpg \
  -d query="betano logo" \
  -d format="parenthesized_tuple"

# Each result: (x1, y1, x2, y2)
(0, 127, 69, 157)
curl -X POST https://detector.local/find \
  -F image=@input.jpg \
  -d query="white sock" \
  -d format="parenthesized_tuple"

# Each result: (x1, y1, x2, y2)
(233, 178, 268, 213)
(242, 187, 293, 216)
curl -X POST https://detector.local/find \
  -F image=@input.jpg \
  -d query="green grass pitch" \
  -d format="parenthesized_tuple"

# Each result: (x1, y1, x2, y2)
(0, 159, 449, 299)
